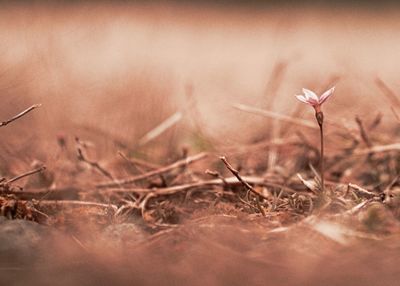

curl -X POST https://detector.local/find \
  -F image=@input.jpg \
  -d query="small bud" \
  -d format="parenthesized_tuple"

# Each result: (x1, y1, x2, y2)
(316, 111, 324, 126)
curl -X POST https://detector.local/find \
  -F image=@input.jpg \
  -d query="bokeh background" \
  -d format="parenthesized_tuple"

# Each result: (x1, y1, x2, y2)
(1, 1, 400, 173)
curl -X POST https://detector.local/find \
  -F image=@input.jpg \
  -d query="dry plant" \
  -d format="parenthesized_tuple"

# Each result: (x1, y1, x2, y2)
(0, 52, 399, 286)
(0, 104, 43, 187)
(1, 80, 398, 238)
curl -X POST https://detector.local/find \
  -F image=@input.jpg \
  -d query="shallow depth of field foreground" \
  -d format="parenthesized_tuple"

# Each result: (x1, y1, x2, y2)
(1, 2, 400, 285)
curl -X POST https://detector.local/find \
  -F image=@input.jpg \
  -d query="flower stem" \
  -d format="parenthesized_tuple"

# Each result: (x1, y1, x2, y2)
(319, 122, 325, 193)
(315, 111, 325, 193)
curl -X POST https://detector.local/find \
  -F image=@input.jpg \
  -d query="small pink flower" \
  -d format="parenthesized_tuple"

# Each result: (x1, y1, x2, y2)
(295, 87, 335, 112)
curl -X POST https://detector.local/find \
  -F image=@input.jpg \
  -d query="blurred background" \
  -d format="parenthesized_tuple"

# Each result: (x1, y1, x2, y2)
(0, 1, 400, 175)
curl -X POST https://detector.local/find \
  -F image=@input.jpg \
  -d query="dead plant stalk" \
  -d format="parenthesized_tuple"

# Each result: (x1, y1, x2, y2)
(0, 104, 41, 128)
(97, 152, 208, 188)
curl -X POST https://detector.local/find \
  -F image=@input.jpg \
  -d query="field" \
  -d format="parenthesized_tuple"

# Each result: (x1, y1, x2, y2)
(1, 2, 400, 285)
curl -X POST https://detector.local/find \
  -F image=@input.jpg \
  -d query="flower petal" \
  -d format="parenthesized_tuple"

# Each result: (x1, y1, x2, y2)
(319, 86, 335, 104)
(302, 88, 319, 101)
(295, 95, 309, 104)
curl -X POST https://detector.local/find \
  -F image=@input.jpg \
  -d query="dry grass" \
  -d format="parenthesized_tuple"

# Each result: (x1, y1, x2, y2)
(0, 2, 400, 285)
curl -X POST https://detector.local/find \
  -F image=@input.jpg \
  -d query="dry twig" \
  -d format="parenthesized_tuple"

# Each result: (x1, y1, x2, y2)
(0, 104, 41, 128)
(5, 165, 46, 184)
(220, 156, 268, 216)
(98, 175, 303, 197)
(118, 151, 161, 171)
(232, 103, 318, 130)
(375, 77, 400, 108)
(355, 116, 372, 147)
(205, 169, 228, 186)
(76, 137, 114, 181)
(97, 152, 208, 188)
(353, 143, 400, 155)
(34, 200, 118, 213)
(347, 183, 376, 198)
(138, 111, 182, 146)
